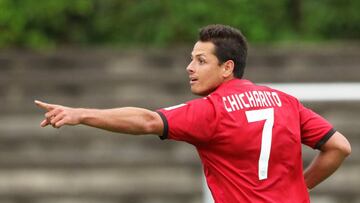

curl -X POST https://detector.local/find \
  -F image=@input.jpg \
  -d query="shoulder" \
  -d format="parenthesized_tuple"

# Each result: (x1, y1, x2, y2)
(159, 95, 221, 115)
(258, 84, 301, 105)
(187, 95, 223, 114)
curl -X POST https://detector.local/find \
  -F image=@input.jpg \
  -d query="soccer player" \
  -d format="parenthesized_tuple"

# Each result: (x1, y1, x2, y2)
(35, 24, 351, 202)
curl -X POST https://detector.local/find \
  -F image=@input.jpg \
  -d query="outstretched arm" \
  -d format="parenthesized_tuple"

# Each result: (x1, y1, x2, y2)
(34, 100, 164, 136)
(304, 131, 351, 189)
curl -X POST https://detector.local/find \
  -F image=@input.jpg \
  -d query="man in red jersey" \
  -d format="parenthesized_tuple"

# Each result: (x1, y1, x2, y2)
(35, 24, 351, 202)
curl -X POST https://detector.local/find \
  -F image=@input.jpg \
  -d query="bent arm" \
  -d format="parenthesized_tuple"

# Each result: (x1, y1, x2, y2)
(35, 100, 164, 136)
(304, 131, 351, 189)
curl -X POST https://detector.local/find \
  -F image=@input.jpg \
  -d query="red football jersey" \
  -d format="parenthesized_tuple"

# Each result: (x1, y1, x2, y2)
(157, 79, 335, 203)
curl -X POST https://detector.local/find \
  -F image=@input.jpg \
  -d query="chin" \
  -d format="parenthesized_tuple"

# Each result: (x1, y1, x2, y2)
(192, 91, 207, 96)
(190, 87, 212, 96)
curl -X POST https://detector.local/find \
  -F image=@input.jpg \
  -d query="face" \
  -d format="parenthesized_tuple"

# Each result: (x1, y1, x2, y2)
(186, 41, 233, 96)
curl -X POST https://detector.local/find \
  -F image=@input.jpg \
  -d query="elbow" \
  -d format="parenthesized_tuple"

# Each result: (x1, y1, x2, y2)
(341, 142, 351, 157)
(335, 136, 351, 158)
(339, 134, 351, 157)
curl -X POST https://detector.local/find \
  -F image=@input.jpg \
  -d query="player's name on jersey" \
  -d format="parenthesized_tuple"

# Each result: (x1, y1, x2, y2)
(222, 91, 282, 112)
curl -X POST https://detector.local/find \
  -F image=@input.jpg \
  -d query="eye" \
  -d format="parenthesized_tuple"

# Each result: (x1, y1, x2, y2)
(199, 58, 206, 65)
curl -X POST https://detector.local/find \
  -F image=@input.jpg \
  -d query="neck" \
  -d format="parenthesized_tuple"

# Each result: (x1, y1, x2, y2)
(223, 75, 235, 82)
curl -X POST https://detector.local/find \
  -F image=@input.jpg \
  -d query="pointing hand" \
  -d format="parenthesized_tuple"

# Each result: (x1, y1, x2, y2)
(34, 100, 81, 128)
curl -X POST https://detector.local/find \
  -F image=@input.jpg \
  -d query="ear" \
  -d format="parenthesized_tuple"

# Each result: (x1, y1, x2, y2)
(222, 60, 235, 78)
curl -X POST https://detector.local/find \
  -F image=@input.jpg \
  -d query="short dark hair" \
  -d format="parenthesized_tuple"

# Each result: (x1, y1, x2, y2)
(199, 24, 248, 78)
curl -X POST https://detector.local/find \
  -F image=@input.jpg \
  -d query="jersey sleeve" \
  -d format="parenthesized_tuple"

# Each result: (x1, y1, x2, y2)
(298, 102, 335, 149)
(156, 97, 219, 145)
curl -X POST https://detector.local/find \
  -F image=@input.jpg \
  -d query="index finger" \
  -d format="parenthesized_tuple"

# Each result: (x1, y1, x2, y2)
(34, 100, 56, 111)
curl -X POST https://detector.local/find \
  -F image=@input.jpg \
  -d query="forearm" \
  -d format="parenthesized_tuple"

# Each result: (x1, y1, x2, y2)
(304, 132, 351, 189)
(78, 107, 162, 135)
(304, 149, 348, 189)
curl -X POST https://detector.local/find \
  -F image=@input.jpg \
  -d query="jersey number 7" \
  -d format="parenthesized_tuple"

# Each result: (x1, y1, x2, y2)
(245, 108, 274, 180)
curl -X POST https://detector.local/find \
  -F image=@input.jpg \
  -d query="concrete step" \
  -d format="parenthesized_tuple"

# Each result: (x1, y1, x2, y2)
(0, 164, 358, 201)
(0, 115, 199, 168)
(246, 46, 360, 83)
(1, 88, 360, 117)
(0, 197, 201, 203)
(311, 194, 360, 203)
(303, 101, 360, 137)
(310, 163, 360, 197)
(0, 167, 202, 203)
(1, 46, 359, 86)
(0, 135, 199, 169)
(0, 89, 193, 115)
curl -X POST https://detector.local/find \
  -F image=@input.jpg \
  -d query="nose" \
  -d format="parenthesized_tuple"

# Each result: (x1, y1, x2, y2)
(186, 61, 195, 74)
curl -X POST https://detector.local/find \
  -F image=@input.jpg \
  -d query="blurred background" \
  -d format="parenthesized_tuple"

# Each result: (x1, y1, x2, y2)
(0, 0, 359, 203)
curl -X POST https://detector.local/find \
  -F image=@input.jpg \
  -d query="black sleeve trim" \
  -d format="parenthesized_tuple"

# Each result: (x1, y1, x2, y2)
(156, 111, 169, 140)
(315, 128, 336, 150)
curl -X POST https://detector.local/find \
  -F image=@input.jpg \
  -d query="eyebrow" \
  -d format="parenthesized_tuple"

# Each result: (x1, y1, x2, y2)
(191, 53, 206, 58)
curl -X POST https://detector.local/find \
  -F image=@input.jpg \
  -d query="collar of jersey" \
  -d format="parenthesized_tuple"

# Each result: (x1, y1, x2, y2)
(207, 79, 253, 97)
(217, 78, 253, 90)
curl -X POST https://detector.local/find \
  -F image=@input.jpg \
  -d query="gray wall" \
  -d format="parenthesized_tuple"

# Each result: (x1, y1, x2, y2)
(0, 45, 359, 203)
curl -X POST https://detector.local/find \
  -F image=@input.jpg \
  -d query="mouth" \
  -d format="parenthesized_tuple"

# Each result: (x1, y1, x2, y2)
(189, 78, 198, 85)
